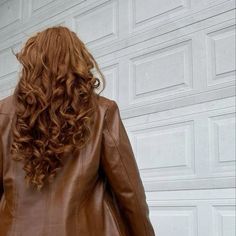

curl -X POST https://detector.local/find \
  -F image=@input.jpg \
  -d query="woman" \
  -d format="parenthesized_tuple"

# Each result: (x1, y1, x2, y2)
(0, 26, 155, 236)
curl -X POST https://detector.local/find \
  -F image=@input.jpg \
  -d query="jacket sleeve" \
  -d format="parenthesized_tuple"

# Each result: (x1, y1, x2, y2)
(101, 100, 155, 236)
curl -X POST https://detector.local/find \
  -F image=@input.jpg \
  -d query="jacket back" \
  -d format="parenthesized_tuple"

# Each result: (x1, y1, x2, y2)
(0, 94, 155, 236)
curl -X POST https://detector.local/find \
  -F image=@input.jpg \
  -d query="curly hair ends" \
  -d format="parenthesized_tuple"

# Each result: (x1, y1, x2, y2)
(10, 26, 105, 191)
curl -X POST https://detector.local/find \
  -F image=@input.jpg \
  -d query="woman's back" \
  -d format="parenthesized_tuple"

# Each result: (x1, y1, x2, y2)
(0, 26, 154, 236)
(0, 94, 155, 236)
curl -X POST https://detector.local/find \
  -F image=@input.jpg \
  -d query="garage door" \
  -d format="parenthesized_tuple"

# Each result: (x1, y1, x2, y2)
(0, 0, 235, 235)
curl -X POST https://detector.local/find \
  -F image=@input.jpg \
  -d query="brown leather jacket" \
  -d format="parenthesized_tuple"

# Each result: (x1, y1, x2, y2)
(0, 94, 155, 236)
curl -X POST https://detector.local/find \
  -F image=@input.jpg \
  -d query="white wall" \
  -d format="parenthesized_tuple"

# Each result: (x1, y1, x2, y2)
(0, 0, 235, 235)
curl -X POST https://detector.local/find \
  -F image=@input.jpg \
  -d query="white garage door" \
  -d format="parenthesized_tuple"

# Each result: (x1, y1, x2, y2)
(0, 0, 235, 235)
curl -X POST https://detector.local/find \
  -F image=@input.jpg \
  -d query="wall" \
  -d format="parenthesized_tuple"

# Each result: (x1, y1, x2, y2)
(0, 0, 235, 235)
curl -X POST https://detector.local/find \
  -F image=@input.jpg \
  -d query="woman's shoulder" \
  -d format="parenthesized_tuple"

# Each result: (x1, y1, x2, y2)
(94, 93, 115, 111)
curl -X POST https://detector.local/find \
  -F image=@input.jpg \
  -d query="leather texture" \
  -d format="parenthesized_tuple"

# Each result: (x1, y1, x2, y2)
(0, 94, 155, 236)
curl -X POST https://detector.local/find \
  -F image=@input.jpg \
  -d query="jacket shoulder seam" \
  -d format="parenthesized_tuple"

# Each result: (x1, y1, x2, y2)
(103, 99, 114, 121)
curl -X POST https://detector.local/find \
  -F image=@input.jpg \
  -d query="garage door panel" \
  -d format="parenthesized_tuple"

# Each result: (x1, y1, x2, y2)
(206, 24, 236, 87)
(129, 0, 232, 33)
(123, 97, 235, 189)
(146, 189, 235, 236)
(74, 0, 118, 47)
(208, 112, 236, 175)
(98, 17, 235, 110)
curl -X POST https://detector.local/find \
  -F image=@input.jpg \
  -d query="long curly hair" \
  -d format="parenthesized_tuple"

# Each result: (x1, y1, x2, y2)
(10, 26, 105, 191)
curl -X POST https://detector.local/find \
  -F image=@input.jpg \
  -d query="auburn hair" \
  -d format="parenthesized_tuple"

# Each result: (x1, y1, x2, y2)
(10, 26, 105, 191)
